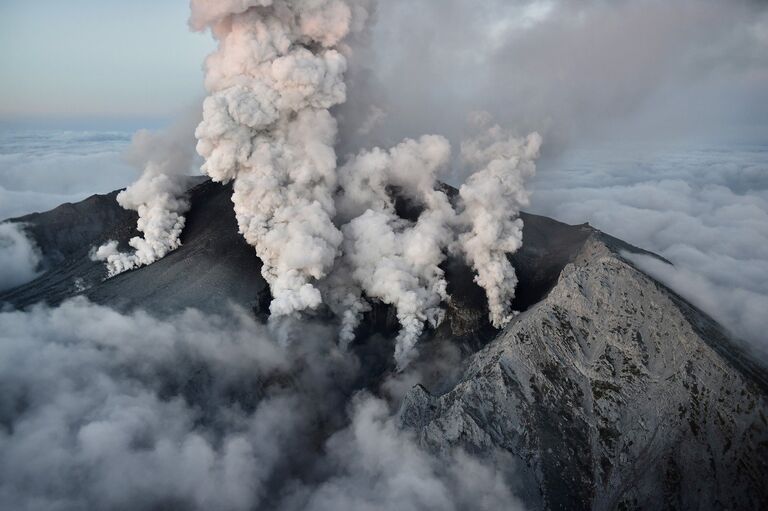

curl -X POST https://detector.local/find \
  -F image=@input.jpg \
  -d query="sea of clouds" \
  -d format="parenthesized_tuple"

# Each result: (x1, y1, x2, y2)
(0, 127, 136, 220)
(0, 298, 523, 511)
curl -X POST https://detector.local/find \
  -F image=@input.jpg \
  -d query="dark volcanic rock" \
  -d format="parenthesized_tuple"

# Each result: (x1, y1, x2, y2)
(399, 237, 768, 510)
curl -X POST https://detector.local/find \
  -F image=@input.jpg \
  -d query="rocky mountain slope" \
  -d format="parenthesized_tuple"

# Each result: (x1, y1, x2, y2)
(2, 179, 766, 510)
(401, 238, 767, 510)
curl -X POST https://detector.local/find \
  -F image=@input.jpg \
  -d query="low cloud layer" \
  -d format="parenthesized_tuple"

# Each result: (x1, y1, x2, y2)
(0, 129, 136, 221)
(0, 222, 41, 292)
(0, 299, 521, 511)
(531, 146, 768, 356)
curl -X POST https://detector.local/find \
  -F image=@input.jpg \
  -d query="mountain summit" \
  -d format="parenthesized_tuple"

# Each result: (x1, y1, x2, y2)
(3, 180, 767, 510)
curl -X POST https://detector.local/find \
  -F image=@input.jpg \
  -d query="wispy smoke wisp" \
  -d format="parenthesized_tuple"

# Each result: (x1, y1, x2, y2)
(93, 114, 199, 276)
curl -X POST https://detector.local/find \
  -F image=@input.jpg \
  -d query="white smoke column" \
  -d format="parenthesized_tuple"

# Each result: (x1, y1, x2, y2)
(458, 113, 542, 328)
(93, 115, 198, 276)
(333, 135, 455, 369)
(190, 0, 371, 317)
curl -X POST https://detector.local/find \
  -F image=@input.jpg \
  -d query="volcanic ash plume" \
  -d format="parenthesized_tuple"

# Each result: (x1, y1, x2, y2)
(331, 135, 455, 369)
(191, 0, 371, 316)
(188, 3, 541, 368)
(458, 116, 542, 328)
(93, 116, 198, 277)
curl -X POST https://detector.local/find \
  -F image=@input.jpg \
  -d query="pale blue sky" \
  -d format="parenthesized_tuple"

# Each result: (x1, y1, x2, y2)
(0, 0, 213, 123)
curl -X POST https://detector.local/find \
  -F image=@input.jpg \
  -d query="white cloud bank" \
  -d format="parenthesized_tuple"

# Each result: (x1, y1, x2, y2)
(0, 129, 136, 221)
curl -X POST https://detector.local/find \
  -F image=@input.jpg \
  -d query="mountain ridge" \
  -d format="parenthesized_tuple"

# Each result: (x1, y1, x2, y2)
(2, 178, 766, 510)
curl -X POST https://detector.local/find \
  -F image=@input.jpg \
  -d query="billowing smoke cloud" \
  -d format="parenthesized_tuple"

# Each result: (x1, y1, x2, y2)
(93, 113, 199, 276)
(457, 115, 542, 327)
(70, 0, 544, 371)
(0, 298, 521, 510)
(331, 135, 455, 369)
(190, 0, 372, 316)
(189, 1, 542, 368)
(327, 118, 540, 367)
(0, 222, 42, 292)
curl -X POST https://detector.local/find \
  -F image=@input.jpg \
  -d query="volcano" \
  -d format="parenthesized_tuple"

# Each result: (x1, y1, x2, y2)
(2, 179, 766, 510)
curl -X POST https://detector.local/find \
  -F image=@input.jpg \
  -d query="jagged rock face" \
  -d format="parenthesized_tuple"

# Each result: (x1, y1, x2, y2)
(400, 237, 768, 510)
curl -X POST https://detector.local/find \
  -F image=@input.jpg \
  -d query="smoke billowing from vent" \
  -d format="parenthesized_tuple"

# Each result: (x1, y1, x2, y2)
(189, 0, 372, 316)
(458, 114, 542, 327)
(326, 122, 540, 366)
(330, 135, 455, 369)
(96, 1, 541, 369)
(188, 1, 541, 367)
(93, 114, 198, 276)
